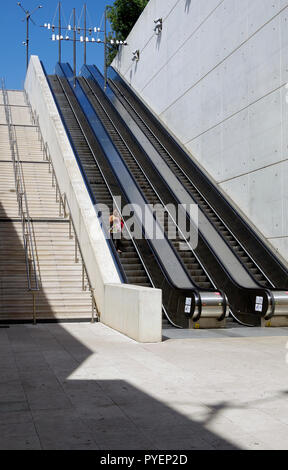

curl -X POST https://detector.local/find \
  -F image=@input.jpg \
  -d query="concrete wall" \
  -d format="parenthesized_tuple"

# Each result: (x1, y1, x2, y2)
(113, 0, 288, 264)
(24, 56, 162, 342)
(104, 284, 162, 342)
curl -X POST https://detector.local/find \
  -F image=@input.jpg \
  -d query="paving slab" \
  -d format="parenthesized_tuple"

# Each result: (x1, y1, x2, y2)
(0, 322, 287, 450)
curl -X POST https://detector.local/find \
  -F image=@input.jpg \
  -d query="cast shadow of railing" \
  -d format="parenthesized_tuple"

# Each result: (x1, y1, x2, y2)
(201, 390, 288, 427)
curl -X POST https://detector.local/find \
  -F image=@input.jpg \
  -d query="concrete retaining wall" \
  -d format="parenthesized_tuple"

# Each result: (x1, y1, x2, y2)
(113, 0, 288, 265)
(104, 284, 162, 342)
(24, 55, 162, 342)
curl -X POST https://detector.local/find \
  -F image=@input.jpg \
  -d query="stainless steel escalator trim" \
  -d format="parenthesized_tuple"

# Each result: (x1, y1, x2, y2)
(194, 291, 228, 322)
(269, 291, 288, 318)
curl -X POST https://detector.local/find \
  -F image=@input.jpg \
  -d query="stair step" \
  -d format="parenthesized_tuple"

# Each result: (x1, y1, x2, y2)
(0, 98, 96, 321)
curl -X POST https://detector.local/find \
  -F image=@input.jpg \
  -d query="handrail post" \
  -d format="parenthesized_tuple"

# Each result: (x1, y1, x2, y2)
(32, 291, 37, 325)
(2, 81, 40, 325)
(44, 142, 48, 162)
(63, 193, 67, 218)
(91, 287, 95, 323)
(31, 129, 101, 323)
(75, 237, 78, 263)
(69, 215, 73, 239)
(59, 193, 62, 216)
(82, 262, 86, 291)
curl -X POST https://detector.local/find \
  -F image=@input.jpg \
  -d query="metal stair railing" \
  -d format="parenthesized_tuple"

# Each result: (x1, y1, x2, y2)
(24, 91, 100, 322)
(1, 79, 40, 323)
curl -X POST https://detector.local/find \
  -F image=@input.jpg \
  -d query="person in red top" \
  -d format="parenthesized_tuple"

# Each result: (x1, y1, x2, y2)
(109, 209, 124, 253)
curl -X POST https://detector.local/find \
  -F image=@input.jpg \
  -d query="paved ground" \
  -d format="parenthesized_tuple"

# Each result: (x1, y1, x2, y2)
(0, 322, 288, 450)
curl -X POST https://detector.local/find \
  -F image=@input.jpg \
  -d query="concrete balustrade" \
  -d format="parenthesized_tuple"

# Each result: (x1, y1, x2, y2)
(104, 284, 162, 342)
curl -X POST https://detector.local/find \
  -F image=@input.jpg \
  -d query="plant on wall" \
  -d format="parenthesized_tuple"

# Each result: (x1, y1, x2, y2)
(106, 0, 149, 65)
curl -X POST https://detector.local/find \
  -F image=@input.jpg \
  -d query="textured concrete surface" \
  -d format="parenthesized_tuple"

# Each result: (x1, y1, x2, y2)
(0, 322, 287, 450)
(104, 284, 162, 343)
(113, 0, 288, 263)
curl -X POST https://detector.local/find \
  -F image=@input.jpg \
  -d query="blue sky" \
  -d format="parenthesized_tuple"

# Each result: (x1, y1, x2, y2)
(1, 0, 112, 90)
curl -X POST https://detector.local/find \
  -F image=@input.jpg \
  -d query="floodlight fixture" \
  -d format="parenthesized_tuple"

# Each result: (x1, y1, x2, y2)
(17, 2, 43, 71)
(154, 18, 162, 35)
(132, 49, 140, 61)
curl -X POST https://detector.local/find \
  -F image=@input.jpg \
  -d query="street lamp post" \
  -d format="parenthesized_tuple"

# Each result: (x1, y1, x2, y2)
(58, 2, 61, 63)
(103, 6, 128, 91)
(84, 3, 87, 65)
(42, 4, 127, 91)
(73, 8, 76, 87)
(17, 2, 43, 71)
(104, 5, 108, 91)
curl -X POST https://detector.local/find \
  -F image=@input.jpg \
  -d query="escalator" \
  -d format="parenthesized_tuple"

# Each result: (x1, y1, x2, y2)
(46, 67, 228, 328)
(48, 75, 150, 288)
(78, 64, 288, 326)
(77, 75, 213, 292)
(106, 65, 288, 291)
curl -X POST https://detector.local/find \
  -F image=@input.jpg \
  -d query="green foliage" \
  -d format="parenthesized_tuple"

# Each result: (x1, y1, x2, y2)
(106, 0, 149, 65)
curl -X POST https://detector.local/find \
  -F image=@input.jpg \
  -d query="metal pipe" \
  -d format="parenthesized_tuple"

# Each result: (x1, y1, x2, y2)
(63, 193, 67, 217)
(26, 14, 29, 71)
(33, 124, 101, 321)
(32, 291, 36, 324)
(1, 80, 40, 322)
(82, 262, 85, 290)
(91, 288, 95, 323)
(84, 3, 87, 65)
(73, 8, 76, 88)
(75, 237, 78, 263)
(69, 216, 72, 239)
(59, 194, 62, 216)
(104, 6, 107, 91)
(58, 2, 61, 63)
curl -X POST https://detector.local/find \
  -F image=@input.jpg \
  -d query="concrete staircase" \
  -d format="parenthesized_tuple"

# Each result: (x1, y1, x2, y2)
(0, 91, 92, 322)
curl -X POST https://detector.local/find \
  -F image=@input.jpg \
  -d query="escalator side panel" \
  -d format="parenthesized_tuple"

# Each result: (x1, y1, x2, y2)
(107, 66, 288, 289)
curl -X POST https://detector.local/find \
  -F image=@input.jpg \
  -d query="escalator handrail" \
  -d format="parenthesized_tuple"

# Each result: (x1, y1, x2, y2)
(54, 75, 155, 287)
(108, 65, 288, 285)
(58, 62, 205, 292)
(83, 64, 270, 292)
(42, 66, 225, 328)
(80, 73, 218, 291)
(53, 74, 158, 289)
(105, 68, 274, 290)
(43, 66, 127, 284)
